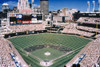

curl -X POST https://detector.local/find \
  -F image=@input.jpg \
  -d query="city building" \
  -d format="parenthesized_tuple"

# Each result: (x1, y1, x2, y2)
(2, 3, 10, 13)
(51, 8, 78, 22)
(40, 0, 49, 15)
(17, 0, 30, 12)
(60, 8, 77, 17)
(40, 0, 49, 20)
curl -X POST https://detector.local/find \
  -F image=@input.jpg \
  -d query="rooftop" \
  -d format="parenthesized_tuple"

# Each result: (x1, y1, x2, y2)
(2, 3, 9, 6)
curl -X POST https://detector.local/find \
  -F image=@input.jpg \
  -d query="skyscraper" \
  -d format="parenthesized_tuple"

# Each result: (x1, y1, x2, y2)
(40, 0, 49, 15)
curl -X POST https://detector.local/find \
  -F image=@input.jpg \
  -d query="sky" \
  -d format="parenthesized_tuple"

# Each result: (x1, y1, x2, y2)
(0, 0, 99, 12)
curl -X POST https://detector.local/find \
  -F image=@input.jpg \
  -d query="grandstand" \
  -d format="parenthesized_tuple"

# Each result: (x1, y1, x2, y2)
(65, 13, 100, 67)
(0, 35, 28, 67)
(0, 9, 100, 67)
(8, 24, 46, 32)
(0, 37, 15, 67)
(61, 23, 95, 38)
(66, 37, 100, 67)
(77, 17, 100, 24)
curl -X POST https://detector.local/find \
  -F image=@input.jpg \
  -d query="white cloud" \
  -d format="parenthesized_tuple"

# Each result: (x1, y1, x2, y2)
(33, 4, 38, 7)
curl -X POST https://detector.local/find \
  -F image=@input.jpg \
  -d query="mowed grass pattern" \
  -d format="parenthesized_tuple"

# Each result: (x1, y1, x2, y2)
(8, 34, 91, 67)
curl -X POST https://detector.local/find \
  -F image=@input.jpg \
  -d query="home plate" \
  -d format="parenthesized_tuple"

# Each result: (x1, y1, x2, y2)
(40, 61, 53, 66)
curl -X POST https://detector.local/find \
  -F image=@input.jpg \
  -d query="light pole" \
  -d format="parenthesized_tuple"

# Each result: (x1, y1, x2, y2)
(99, 0, 100, 11)
(93, 1, 95, 12)
(32, 0, 34, 9)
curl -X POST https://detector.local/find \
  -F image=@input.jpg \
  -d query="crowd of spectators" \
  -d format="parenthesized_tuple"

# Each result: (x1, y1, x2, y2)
(0, 26, 12, 34)
(95, 34, 100, 38)
(0, 37, 15, 67)
(66, 37, 100, 67)
(61, 23, 94, 37)
(8, 24, 45, 33)
(77, 26, 100, 33)
(77, 17, 100, 24)
(80, 38, 100, 67)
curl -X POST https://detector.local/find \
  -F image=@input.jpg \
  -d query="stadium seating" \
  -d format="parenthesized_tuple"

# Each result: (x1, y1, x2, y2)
(61, 23, 94, 37)
(66, 37, 100, 67)
(77, 17, 100, 24)
(95, 34, 100, 38)
(0, 37, 15, 67)
(8, 24, 45, 33)
(77, 26, 100, 33)
(80, 38, 100, 67)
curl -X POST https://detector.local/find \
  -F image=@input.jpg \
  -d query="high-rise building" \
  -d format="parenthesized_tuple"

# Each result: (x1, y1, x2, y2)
(40, 0, 49, 15)
(17, 0, 30, 11)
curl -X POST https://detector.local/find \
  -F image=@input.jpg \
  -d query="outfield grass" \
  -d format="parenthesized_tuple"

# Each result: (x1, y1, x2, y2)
(8, 34, 91, 67)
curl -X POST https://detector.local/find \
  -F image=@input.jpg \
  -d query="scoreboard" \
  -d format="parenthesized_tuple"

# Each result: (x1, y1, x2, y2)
(10, 17, 17, 24)
(16, 14, 22, 19)
(9, 13, 42, 25)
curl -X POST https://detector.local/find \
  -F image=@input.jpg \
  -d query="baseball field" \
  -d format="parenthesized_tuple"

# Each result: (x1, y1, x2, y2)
(8, 33, 91, 67)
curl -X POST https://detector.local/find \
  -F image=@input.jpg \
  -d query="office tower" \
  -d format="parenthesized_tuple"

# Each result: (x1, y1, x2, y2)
(40, 0, 49, 15)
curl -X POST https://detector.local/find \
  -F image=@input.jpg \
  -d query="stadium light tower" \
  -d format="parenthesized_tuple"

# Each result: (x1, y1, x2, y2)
(87, 1, 90, 12)
(92, 0, 95, 12)
(99, 0, 100, 11)
(32, 0, 34, 9)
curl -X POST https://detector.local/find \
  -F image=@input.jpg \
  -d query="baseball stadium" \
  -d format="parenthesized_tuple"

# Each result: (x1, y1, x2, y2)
(0, 0, 100, 67)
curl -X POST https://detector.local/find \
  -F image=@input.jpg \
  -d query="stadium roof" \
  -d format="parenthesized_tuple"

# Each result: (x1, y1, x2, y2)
(2, 3, 9, 6)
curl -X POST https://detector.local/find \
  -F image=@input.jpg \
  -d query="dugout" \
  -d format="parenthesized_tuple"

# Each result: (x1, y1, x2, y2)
(72, 64, 80, 67)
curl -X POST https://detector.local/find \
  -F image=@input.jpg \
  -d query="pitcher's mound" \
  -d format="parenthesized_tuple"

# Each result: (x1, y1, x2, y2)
(44, 52, 51, 56)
